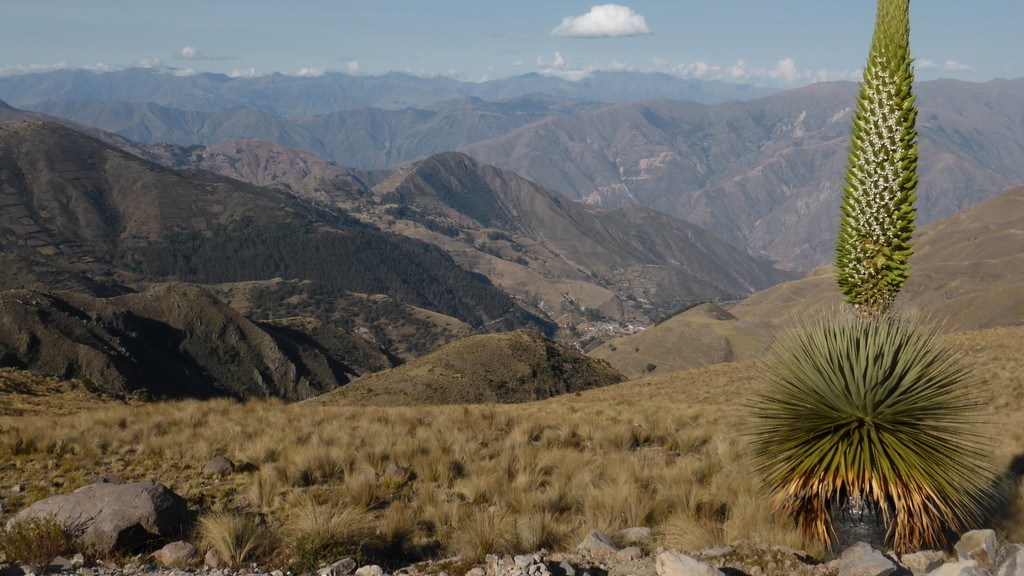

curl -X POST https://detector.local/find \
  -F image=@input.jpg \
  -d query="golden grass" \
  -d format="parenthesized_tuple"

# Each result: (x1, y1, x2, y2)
(0, 325, 1020, 567)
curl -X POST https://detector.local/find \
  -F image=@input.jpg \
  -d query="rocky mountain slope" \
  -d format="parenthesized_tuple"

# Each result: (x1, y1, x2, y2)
(0, 283, 394, 400)
(592, 184, 1024, 376)
(362, 152, 792, 332)
(465, 79, 1024, 270)
(0, 120, 546, 332)
(0, 119, 561, 395)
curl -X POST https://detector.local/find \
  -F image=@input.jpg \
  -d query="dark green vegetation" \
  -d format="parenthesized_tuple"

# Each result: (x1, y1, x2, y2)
(836, 0, 918, 316)
(749, 315, 996, 553)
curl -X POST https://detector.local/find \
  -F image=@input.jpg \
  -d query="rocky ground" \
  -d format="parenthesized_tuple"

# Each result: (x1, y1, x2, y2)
(2, 527, 1022, 576)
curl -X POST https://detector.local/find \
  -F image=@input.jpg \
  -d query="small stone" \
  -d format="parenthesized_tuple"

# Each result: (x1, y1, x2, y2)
(271, 571, 286, 576)
(611, 527, 653, 550)
(576, 530, 620, 557)
(701, 546, 734, 558)
(899, 550, 945, 576)
(558, 561, 577, 576)
(203, 456, 236, 477)
(514, 556, 536, 568)
(46, 557, 74, 572)
(995, 543, 1024, 576)
(749, 567, 764, 576)
(71, 554, 86, 568)
(954, 529, 998, 571)
(617, 547, 643, 561)
(153, 541, 200, 567)
(465, 568, 486, 576)
(655, 551, 724, 576)
(319, 558, 358, 576)
(927, 560, 989, 576)
(355, 566, 383, 576)
(205, 548, 227, 569)
(838, 542, 896, 576)
(10, 483, 25, 493)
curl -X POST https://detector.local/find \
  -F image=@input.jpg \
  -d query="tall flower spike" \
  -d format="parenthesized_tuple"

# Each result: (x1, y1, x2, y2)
(836, 0, 918, 318)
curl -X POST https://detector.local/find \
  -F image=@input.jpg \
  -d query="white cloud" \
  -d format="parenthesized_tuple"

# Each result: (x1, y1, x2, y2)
(296, 66, 326, 77)
(136, 57, 163, 69)
(173, 68, 196, 77)
(551, 4, 652, 38)
(229, 67, 266, 78)
(176, 46, 237, 61)
(346, 59, 359, 73)
(659, 57, 858, 86)
(0, 61, 69, 77)
(941, 59, 974, 73)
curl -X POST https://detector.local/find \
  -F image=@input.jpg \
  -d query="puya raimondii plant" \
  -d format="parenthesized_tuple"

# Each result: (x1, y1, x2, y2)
(836, 0, 918, 318)
(753, 0, 998, 555)
(749, 315, 996, 554)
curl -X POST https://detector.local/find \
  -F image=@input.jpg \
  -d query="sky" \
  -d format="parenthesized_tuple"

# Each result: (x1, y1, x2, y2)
(2, 1, 1023, 88)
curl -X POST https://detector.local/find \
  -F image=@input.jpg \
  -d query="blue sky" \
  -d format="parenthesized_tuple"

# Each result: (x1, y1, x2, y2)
(2, 1, 1022, 87)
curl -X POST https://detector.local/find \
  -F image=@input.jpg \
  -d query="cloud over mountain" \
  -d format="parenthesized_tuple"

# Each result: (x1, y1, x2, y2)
(551, 4, 652, 38)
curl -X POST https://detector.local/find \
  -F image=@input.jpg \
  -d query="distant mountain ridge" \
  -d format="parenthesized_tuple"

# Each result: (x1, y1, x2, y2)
(15, 77, 1024, 272)
(465, 78, 1024, 270)
(0, 68, 777, 116)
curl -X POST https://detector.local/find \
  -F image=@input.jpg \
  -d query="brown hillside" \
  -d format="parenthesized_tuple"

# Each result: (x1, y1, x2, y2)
(311, 329, 624, 406)
(0, 283, 394, 400)
(593, 185, 1024, 376)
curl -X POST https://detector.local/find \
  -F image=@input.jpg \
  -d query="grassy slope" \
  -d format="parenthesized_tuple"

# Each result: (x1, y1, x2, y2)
(1, 324, 1020, 565)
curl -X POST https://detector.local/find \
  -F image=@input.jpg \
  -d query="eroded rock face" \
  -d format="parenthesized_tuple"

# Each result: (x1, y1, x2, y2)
(9, 481, 187, 553)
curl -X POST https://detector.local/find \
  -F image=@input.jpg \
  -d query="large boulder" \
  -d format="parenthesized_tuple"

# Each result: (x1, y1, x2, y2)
(8, 482, 187, 552)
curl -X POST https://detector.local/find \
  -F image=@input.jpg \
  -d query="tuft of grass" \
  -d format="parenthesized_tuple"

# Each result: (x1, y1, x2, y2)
(281, 495, 379, 573)
(450, 507, 518, 563)
(0, 515, 78, 567)
(197, 511, 276, 567)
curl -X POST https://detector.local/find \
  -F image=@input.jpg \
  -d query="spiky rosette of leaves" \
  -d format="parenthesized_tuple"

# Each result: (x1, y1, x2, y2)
(836, 0, 918, 317)
(749, 315, 997, 553)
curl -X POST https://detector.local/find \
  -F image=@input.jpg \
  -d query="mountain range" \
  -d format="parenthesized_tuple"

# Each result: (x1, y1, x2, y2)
(0, 104, 790, 393)
(0, 68, 776, 116)
(11, 71, 1024, 272)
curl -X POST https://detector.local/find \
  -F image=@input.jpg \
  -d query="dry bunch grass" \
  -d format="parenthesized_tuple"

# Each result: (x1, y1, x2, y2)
(0, 326, 1020, 566)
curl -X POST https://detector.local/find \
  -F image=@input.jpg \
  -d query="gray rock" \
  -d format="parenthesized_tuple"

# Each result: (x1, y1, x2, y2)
(838, 542, 897, 576)
(153, 541, 199, 567)
(995, 543, 1024, 576)
(611, 527, 653, 549)
(355, 566, 384, 576)
(955, 530, 999, 571)
(205, 548, 227, 569)
(656, 550, 724, 576)
(319, 558, 358, 576)
(514, 555, 540, 568)
(927, 560, 990, 576)
(616, 547, 643, 561)
(465, 568, 486, 576)
(577, 530, 619, 557)
(557, 561, 577, 576)
(901, 551, 946, 576)
(45, 557, 74, 572)
(203, 456, 235, 477)
(8, 481, 187, 553)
